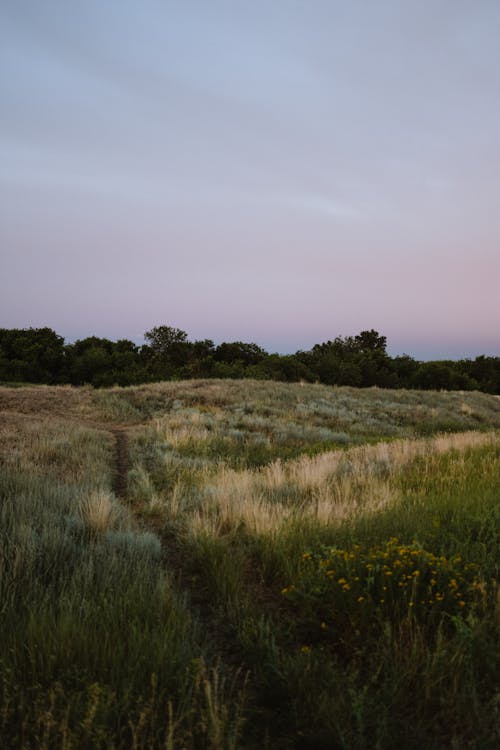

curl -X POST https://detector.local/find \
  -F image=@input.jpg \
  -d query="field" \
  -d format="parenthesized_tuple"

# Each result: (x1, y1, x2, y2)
(1, 380, 499, 749)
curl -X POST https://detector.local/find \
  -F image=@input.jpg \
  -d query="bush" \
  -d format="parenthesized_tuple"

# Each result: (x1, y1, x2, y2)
(282, 538, 495, 651)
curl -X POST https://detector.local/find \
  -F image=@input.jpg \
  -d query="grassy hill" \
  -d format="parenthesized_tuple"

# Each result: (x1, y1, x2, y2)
(1, 381, 499, 749)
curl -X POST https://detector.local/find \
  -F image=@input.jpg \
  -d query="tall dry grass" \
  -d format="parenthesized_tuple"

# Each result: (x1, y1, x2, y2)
(120, 379, 500, 539)
(187, 431, 499, 535)
(0, 411, 113, 487)
(79, 490, 119, 533)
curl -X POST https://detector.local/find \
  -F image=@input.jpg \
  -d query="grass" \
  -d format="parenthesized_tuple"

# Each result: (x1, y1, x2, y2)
(0, 395, 246, 749)
(1, 380, 499, 748)
(183, 444, 500, 749)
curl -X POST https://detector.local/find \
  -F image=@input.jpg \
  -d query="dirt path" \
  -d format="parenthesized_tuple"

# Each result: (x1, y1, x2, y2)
(110, 428, 129, 500)
(104, 426, 251, 680)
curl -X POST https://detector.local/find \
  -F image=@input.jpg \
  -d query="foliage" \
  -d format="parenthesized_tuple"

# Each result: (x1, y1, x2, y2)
(214, 341, 267, 366)
(0, 327, 65, 383)
(281, 539, 494, 650)
(1, 326, 499, 393)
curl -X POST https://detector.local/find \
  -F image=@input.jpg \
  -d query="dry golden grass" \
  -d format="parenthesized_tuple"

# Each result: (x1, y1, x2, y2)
(2, 381, 499, 537)
(0, 410, 112, 485)
(187, 431, 499, 536)
(79, 490, 116, 533)
(3, 378, 500, 433)
(0, 384, 97, 421)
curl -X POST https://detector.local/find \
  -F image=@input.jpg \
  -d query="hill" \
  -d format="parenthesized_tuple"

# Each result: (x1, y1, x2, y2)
(1, 381, 499, 748)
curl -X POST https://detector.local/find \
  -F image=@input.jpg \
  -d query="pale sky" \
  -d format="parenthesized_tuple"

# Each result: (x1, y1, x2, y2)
(1, 0, 499, 359)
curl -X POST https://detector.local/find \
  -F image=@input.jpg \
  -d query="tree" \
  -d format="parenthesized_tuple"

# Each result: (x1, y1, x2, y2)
(0, 327, 65, 383)
(214, 341, 268, 366)
(462, 356, 500, 394)
(144, 326, 188, 356)
(412, 361, 474, 391)
(260, 354, 315, 382)
(143, 325, 191, 377)
(66, 338, 114, 385)
(391, 354, 419, 387)
(354, 330, 387, 354)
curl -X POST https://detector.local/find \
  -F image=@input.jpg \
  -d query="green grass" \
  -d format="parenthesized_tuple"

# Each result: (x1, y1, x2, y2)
(1, 381, 499, 748)
(0, 424, 245, 749)
(182, 445, 499, 749)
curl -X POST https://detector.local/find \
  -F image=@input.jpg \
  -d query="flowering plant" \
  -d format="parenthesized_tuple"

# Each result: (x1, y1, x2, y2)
(281, 538, 495, 652)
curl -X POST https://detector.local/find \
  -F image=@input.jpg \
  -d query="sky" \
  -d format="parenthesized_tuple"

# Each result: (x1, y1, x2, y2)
(1, 0, 499, 360)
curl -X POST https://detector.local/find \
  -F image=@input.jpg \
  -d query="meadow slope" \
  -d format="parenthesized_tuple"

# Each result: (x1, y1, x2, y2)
(1, 381, 499, 749)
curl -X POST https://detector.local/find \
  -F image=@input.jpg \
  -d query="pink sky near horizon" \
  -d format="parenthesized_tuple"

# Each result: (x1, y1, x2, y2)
(1, 1, 499, 360)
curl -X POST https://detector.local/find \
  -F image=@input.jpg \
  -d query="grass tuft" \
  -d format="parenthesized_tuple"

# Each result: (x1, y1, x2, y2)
(78, 490, 117, 534)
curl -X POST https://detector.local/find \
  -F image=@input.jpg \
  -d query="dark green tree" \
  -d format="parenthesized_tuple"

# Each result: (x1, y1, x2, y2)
(214, 341, 268, 366)
(144, 326, 188, 354)
(412, 361, 475, 391)
(0, 327, 65, 383)
(143, 325, 191, 377)
(354, 329, 387, 354)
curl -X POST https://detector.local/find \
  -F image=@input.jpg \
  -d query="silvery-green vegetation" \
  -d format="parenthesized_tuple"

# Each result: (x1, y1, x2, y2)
(1, 380, 499, 749)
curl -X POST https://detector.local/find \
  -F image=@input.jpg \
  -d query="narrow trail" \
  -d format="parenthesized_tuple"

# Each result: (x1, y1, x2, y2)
(111, 428, 129, 500)
(101, 423, 250, 691)
(104, 425, 251, 683)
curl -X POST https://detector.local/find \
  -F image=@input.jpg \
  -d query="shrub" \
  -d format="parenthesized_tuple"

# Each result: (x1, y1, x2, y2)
(281, 538, 495, 652)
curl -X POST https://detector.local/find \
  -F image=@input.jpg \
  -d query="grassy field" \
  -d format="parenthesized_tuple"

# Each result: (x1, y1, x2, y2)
(1, 380, 499, 749)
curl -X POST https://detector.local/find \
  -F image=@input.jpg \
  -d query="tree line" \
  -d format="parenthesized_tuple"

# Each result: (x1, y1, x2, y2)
(0, 325, 498, 393)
